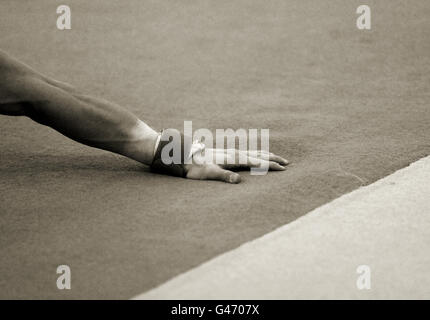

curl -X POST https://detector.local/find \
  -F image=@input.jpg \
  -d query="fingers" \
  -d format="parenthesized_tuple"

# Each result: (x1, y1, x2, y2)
(186, 164, 241, 184)
(206, 166, 242, 183)
(199, 148, 289, 167)
(267, 154, 289, 166)
(220, 153, 287, 171)
(187, 148, 288, 181)
(267, 159, 287, 171)
(242, 150, 289, 166)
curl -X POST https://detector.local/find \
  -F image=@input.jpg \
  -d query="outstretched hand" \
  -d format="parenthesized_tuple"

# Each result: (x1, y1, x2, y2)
(184, 148, 288, 184)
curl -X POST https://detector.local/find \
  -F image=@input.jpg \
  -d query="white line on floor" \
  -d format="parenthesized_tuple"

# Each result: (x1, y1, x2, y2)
(133, 156, 430, 299)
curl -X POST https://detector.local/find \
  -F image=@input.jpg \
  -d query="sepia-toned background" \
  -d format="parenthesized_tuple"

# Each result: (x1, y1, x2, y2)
(0, 0, 429, 298)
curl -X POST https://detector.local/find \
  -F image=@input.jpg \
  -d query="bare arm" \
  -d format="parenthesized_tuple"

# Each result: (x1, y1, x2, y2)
(0, 50, 288, 183)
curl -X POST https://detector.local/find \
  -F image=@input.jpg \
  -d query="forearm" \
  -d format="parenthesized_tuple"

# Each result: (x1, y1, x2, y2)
(0, 52, 158, 165)
(68, 93, 160, 165)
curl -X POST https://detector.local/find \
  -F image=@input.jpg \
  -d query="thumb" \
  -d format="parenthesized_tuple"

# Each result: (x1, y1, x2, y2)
(187, 164, 242, 184)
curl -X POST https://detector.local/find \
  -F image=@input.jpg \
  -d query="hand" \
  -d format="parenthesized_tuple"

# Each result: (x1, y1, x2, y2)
(184, 148, 288, 184)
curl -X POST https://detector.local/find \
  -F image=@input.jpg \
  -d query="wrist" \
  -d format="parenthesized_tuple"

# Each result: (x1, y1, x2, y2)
(150, 128, 194, 177)
(122, 120, 160, 166)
